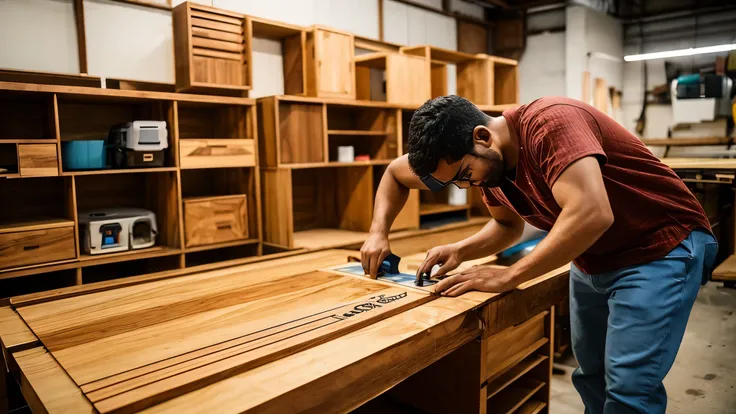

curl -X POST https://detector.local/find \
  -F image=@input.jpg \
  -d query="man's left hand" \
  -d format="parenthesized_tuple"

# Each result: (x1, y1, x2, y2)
(434, 266, 519, 297)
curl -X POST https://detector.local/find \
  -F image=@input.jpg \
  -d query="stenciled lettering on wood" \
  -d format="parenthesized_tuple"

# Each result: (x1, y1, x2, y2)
(334, 292, 408, 319)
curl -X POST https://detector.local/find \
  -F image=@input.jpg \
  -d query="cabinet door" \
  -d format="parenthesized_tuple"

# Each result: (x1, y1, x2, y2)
(315, 29, 355, 99)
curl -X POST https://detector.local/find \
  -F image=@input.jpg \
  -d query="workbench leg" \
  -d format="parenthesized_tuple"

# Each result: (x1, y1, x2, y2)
(0, 347, 8, 414)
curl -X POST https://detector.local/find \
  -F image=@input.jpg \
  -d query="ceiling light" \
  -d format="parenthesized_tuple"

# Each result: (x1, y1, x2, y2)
(624, 44, 736, 62)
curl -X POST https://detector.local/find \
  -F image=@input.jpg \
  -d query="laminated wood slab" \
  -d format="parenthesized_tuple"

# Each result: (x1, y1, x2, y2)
(713, 254, 736, 281)
(16, 265, 433, 413)
(0, 307, 37, 352)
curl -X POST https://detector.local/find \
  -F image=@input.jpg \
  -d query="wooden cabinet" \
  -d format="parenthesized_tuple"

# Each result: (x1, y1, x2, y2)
(306, 27, 355, 99)
(18, 144, 58, 177)
(0, 220, 76, 269)
(355, 53, 431, 106)
(172, 2, 252, 93)
(184, 195, 249, 248)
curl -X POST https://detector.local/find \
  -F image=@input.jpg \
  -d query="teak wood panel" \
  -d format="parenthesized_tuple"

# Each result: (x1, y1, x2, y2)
(260, 168, 293, 247)
(183, 195, 248, 248)
(179, 139, 256, 169)
(0, 226, 76, 270)
(16, 269, 433, 413)
(18, 144, 59, 177)
(307, 28, 355, 99)
(278, 101, 325, 164)
(457, 59, 494, 106)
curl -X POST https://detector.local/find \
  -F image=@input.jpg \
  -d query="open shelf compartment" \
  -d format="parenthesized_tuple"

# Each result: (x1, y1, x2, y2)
(74, 171, 181, 261)
(326, 105, 399, 163)
(261, 166, 373, 249)
(0, 90, 55, 141)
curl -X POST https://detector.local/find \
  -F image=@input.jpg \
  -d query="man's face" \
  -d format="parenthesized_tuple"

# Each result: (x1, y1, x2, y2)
(430, 144, 506, 189)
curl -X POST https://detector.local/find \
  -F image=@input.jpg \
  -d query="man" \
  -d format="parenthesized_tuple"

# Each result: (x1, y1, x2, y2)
(360, 95, 718, 413)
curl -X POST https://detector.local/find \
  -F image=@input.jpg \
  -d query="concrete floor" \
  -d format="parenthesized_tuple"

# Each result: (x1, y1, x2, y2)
(551, 282, 736, 414)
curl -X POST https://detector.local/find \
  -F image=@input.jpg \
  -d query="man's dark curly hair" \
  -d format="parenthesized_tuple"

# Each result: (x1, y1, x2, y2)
(407, 95, 490, 177)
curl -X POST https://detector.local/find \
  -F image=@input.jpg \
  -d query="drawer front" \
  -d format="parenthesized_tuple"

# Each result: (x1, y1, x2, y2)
(180, 139, 255, 169)
(484, 311, 547, 382)
(18, 144, 58, 177)
(0, 227, 75, 269)
(184, 196, 248, 247)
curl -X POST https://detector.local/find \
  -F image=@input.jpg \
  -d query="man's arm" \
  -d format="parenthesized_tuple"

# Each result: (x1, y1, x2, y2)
(435, 156, 613, 295)
(361, 155, 426, 277)
(415, 204, 525, 277)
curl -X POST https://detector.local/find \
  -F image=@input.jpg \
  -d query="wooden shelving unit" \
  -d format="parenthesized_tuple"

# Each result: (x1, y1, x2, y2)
(0, 82, 262, 298)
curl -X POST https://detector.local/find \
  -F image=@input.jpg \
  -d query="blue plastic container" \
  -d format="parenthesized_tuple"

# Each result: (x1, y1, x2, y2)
(62, 140, 107, 170)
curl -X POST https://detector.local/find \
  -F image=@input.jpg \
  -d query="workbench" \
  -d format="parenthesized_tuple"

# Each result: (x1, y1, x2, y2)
(0, 249, 568, 414)
(660, 157, 736, 284)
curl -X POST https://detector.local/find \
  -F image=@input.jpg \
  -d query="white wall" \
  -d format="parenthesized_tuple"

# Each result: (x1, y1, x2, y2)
(0, 0, 80, 74)
(384, 0, 457, 49)
(565, 5, 623, 107)
(519, 32, 566, 104)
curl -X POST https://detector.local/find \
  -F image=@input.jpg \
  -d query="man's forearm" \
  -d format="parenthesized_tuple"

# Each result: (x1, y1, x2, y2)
(370, 167, 410, 235)
(509, 206, 612, 284)
(455, 219, 523, 261)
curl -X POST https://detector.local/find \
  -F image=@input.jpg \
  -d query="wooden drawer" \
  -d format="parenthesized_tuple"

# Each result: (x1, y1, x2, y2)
(484, 311, 548, 382)
(180, 139, 255, 169)
(18, 144, 58, 177)
(183, 195, 248, 247)
(0, 225, 76, 270)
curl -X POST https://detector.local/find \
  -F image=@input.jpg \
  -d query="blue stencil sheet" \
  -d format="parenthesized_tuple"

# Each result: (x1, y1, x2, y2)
(334, 264, 438, 287)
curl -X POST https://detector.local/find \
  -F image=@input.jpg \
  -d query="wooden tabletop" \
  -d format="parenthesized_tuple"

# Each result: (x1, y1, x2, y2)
(0, 249, 569, 414)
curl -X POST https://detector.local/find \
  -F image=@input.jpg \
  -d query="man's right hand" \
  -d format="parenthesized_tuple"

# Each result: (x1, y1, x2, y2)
(360, 233, 392, 279)
(416, 243, 463, 281)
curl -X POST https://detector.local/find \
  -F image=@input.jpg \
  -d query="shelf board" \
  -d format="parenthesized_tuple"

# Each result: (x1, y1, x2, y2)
(61, 167, 177, 176)
(327, 130, 390, 136)
(0, 138, 57, 144)
(516, 400, 547, 414)
(292, 228, 369, 250)
(486, 354, 548, 399)
(487, 379, 545, 414)
(419, 203, 470, 216)
(0, 259, 79, 281)
(78, 246, 181, 267)
(184, 238, 259, 253)
(0, 172, 20, 179)
(0, 218, 75, 234)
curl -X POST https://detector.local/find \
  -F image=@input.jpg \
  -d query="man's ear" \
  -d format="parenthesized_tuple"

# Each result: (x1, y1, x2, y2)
(473, 125, 492, 147)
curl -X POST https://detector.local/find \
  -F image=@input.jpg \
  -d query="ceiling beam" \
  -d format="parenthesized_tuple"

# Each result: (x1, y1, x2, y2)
(480, 0, 509, 8)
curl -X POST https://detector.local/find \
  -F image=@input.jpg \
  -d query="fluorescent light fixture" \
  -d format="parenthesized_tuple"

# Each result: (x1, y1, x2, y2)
(624, 44, 736, 62)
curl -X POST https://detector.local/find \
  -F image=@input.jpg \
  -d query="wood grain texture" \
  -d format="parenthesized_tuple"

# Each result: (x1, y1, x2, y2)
(312, 29, 355, 99)
(386, 54, 431, 106)
(73, 0, 88, 74)
(15, 347, 95, 414)
(138, 296, 480, 414)
(660, 158, 736, 169)
(173, 3, 193, 91)
(17, 269, 432, 413)
(713, 254, 736, 281)
(431, 62, 448, 98)
(179, 139, 255, 169)
(457, 58, 494, 106)
(0, 307, 37, 351)
(292, 229, 368, 250)
(278, 102, 325, 164)
(494, 63, 519, 105)
(391, 189, 420, 231)
(260, 169, 292, 247)
(484, 312, 547, 381)
(256, 97, 278, 166)
(336, 166, 373, 232)
(282, 32, 306, 95)
(0, 227, 76, 270)
(250, 16, 304, 39)
(18, 144, 58, 177)
(191, 17, 242, 34)
(183, 195, 248, 247)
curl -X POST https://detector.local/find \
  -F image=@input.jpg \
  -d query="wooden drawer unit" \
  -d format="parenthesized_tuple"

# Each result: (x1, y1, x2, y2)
(180, 139, 255, 169)
(0, 220, 76, 270)
(183, 195, 248, 248)
(18, 144, 58, 177)
(173, 2, 251, 93)
(484, 311, 548, 382)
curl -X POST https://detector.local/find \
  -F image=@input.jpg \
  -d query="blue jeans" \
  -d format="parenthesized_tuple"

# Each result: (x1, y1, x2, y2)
(570, 229, 718, 414)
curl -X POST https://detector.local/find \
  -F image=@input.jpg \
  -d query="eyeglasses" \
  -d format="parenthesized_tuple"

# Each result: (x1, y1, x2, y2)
(420, 161, 478, 192)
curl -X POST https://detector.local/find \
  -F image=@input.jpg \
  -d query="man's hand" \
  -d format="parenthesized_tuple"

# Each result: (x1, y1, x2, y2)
(415, 244, 463, 282)
(434, 266, 518, 297)
(360, 233, 392, 279)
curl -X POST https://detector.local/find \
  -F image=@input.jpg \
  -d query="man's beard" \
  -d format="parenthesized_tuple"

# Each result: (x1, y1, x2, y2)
(478, 148, 506, 188)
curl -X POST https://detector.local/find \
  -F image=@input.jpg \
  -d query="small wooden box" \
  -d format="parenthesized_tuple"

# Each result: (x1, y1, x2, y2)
(18, 144, 58, 177)
(183, 195, 248, 248)
(180, 139, 255, 169)
(305, 27, 355, 99)
(0, 219, 76, 270)
(173, 2, 252, 93)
